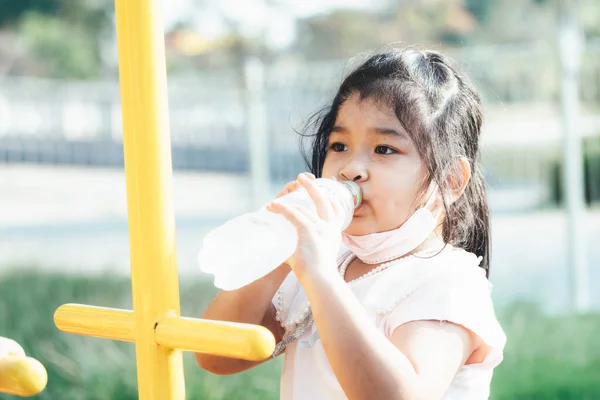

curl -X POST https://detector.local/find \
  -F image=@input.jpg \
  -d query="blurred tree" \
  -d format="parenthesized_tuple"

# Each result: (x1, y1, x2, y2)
(296, 0, 477, 60)
(460, 0, 599, 44)
(0, 0, 60, 26)
(465, 0, 493, 23)
(389, 0, 477, 45)
(2, 0, 597, 78)
(0, 0, 113, 79)
(579, 0, 600, 37)
(294, 0, 599, 59)
(463, 0, 556, 44)
(296, 10, 383, 60)
(18, 12, 101, 79)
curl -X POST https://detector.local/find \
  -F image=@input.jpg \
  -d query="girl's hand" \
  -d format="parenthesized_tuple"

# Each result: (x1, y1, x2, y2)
(266, 173, 346, 283)
(275, 178, 303, 199)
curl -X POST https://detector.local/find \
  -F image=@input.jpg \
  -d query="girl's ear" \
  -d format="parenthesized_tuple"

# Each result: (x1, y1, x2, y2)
(444, 157, 471, 205)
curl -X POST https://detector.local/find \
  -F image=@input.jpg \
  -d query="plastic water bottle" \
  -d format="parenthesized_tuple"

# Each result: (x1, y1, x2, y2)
(198, 178, 362, 291)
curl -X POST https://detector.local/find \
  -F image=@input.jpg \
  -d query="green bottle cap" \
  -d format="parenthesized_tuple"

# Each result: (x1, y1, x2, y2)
(341, 181, 362, 209)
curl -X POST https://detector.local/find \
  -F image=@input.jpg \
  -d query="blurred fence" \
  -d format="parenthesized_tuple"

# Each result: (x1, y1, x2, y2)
(1, 42, 599, 207)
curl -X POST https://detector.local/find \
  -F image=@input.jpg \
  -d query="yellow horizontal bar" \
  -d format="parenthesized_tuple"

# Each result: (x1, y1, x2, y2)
(155, 316, 275, 361)
(54, 304, 275, 360)
(54, 304, 135, 342)
(0, 337, 47, 397)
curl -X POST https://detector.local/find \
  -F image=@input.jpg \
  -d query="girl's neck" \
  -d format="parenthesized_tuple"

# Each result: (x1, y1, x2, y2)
(411, 233, 446, 257)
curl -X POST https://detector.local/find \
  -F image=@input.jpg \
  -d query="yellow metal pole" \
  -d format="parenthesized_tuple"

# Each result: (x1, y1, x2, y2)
(114, 0, 184, 398)
(55, 0, 277, 396)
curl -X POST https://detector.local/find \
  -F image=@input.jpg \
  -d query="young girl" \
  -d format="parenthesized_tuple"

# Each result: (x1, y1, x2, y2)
(196, 47, 506, 400)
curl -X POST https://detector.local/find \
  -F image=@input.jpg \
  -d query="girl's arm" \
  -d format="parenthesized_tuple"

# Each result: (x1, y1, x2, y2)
(196, 179, 304, 375)
(301, 271, 475, 400)
(195, 262, 290, 375)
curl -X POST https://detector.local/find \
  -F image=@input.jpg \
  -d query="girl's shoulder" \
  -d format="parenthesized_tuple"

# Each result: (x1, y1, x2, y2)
(364, 245, 506, 358)
(363, 244, 491, 315)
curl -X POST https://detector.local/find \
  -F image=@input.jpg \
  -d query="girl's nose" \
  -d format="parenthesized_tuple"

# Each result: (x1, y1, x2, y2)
(340, 160, 368, 182)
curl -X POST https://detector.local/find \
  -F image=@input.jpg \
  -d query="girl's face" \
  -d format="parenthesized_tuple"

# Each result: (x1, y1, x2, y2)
(322, 93, 428, 236)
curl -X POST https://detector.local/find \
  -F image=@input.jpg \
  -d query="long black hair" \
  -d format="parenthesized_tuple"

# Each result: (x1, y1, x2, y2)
(300, 48, 491, 277)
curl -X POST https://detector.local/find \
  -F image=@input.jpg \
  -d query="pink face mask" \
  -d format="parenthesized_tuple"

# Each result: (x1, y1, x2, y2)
(341, 187, 441, 264)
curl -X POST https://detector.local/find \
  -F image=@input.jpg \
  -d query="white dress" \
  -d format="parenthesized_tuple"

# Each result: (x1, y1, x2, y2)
(272, 245, 507, 400)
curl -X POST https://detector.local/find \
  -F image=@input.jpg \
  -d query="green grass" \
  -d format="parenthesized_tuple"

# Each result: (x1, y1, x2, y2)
(491, 302, 600, 400)
(0, 270, 599, 399)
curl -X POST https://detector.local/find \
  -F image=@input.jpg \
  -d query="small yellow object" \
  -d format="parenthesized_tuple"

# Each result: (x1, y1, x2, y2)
(0, 337, 25, 359)
(0, 337, 48, 397)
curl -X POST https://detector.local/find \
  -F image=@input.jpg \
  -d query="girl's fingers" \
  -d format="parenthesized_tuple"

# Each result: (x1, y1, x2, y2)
(276, 181, 301, 199)
(297, 173, 334, 221)
(275, 173, 315, 199)
(267, 201, 314, 232)
(275, 188, 289, 199)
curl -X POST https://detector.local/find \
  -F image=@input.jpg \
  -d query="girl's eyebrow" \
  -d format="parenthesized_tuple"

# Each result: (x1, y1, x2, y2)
(331, 125, 409, 141)
(373, 127, 410, 141)
(331, 125, 348, 134)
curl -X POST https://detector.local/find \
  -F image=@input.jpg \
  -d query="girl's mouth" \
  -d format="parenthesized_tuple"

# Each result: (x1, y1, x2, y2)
(353, 200, 366, 216)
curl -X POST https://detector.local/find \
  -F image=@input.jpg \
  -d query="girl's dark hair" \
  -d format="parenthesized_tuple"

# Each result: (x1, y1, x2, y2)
(300, 48, 491, 277)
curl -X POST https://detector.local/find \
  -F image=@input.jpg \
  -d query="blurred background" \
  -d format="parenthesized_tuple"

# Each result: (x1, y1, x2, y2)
(0, 0, 599, 399)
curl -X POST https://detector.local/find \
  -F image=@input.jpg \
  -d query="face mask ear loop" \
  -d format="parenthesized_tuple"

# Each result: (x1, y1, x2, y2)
(423, 182, 438, 209)
(423, 182, 443, 221)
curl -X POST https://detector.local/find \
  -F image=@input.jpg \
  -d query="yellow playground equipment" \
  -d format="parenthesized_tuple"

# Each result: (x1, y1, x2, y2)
(0, 337, 47, 397)
(2, 0, 275, 398)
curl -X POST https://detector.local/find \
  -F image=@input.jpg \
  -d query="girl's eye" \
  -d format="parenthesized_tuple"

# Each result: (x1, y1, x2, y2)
(375, 145, 397, 155)
(330, 142, 347, 152)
